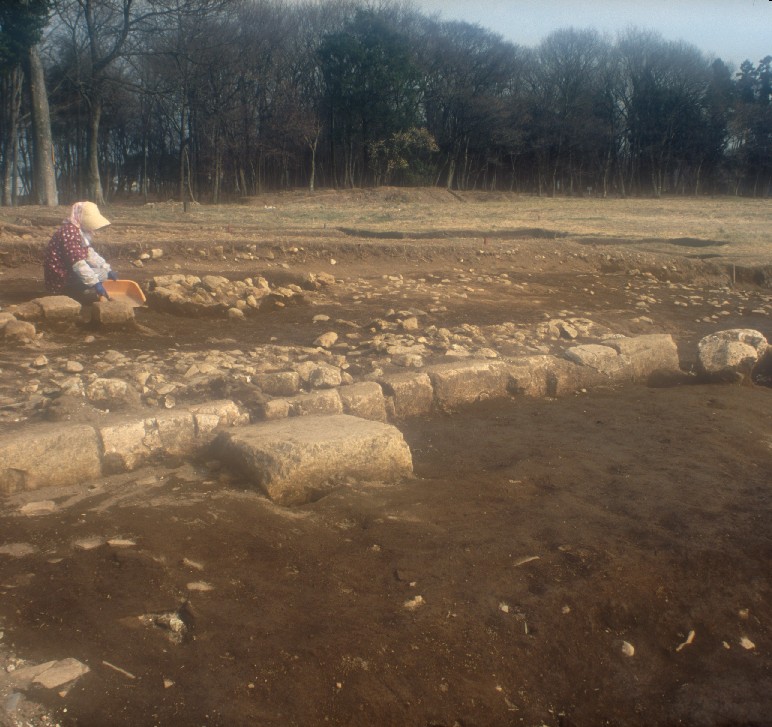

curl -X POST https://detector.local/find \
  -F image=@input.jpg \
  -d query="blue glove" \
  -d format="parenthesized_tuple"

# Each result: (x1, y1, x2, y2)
(107, 270, 118, 281)
(95, 282, 111, 300)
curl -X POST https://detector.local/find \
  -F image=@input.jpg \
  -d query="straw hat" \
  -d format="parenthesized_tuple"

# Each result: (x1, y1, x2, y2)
(80, 201, 110, 231)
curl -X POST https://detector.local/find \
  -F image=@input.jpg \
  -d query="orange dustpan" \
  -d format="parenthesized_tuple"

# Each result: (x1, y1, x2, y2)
(102, 279, 147, 307)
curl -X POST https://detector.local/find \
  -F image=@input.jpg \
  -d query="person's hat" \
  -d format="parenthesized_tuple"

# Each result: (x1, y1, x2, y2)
(80, 201, 110, 231)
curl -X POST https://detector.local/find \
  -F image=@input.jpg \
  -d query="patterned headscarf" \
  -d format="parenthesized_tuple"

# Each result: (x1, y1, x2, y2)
(67, 202, 92, 244)
(68, 201, 86, 228)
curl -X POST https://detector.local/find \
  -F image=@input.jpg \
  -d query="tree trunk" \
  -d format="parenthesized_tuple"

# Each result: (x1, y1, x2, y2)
(25, 45, 58, 206)
(1, 68, 23, 206)
(87, 97, 104, 204)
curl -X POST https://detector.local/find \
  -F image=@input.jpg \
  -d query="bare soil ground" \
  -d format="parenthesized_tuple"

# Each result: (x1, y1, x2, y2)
(1, 190, 771, 726)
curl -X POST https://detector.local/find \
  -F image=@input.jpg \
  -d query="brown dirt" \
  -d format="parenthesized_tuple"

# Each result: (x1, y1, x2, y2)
(1, 192, 771, 726)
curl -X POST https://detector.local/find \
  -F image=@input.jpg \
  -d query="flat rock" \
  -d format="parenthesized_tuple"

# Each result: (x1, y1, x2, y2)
(214, 414, 413, 505)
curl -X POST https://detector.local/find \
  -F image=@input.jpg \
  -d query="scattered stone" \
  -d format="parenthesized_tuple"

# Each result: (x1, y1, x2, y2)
(19, 500, 57, 516)
(9, 658, 90, 690)
(107, 538, 137, 548)
(86, 377, 141, 410)
(620, 641, 635, 657)
(74, 536, 105, 551)
(0, 543, 38, 557)
(403, 595, 425, 611)
(187, 581, 214, 592)
(314, 331, 338, 348)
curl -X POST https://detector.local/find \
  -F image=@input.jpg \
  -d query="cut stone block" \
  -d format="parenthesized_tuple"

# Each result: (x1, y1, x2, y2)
(563, 344, 632, 378)
(288, 389, 343, 417)
(189, 400, 249, 435)
(379, 372, 434, 419)
(99, 412, 196, 473)
(92, 299, 135, 325)
(214, 414, 413, 505)
(604, 334, 681, 380)
(0, 424, 101, 495)
(425, 360, 511, 410)
(254, 371, 301, 397)
(339, 382, 388, 421)
(35, 295, 82, 322)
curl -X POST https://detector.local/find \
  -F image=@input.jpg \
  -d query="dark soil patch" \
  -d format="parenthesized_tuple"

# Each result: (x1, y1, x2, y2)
(1, 385, 770, 726)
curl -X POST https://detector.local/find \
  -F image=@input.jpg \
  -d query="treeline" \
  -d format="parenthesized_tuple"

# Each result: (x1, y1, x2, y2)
(1, 0, 771, 207)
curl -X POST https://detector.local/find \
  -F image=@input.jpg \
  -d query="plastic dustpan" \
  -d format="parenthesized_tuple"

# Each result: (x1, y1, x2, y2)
(102, 279, 147, 307)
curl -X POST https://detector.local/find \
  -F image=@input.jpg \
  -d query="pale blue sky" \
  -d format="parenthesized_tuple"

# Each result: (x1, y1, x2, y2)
(410, 0, 770, 68)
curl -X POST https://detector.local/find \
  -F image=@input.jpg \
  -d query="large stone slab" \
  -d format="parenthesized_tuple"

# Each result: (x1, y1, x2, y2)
(425, 360, 511, 410)
(0, 424, 101, 495)
(214, 414, 413, 505)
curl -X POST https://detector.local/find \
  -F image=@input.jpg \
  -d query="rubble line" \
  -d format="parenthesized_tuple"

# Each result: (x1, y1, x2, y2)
(0, 334, 683, 496)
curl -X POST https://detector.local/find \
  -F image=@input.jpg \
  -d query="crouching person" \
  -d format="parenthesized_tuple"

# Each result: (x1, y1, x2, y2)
(44, 201, 118, 302)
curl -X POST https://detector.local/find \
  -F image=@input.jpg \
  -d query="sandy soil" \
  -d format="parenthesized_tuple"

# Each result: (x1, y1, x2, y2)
(1, 191, 771, 726)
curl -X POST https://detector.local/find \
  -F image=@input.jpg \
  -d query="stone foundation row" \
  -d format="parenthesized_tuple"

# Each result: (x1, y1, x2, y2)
(1, 334, 681, 499)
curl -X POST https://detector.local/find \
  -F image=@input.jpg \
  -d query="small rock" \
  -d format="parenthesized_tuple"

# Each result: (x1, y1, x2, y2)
(740, 636, 756, 650)
(74, 537, 105, 551)
(20, 500, 56, 516)
(187, 581, 214, 592)
(403, 595, 425, 611)
(314, 331, 338, 348)
(620, 641, 635, 657)
(0, 543, 38, 557)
